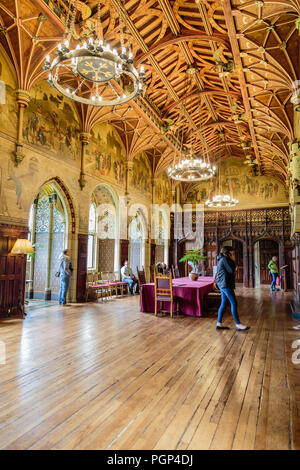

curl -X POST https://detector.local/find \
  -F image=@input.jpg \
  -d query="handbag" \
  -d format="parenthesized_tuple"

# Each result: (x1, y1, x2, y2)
(55, 271, 60, 278)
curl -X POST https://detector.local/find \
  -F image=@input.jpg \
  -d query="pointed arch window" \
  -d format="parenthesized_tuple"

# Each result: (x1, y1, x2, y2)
(87, 203, 97, 270)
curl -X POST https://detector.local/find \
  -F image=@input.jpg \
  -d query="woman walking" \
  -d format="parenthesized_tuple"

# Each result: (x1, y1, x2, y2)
(58, 249, 72, 306)
(268, 256, 279, 291)
(216, 246, 250, 331)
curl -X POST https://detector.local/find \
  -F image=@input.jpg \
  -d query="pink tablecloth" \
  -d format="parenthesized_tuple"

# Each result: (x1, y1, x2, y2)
(140, 276, 215, 317)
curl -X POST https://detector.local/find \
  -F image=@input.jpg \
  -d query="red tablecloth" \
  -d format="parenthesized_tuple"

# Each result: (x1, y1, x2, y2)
(140, 276, 215, 317)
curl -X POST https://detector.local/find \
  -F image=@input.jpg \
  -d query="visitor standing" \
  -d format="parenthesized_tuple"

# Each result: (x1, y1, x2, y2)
(58, 249, 72, 306)
(216, 246, 250, 331)
(268, 256, 279, 291)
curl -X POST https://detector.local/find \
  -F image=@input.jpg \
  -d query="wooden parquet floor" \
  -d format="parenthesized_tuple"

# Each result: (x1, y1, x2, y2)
(0, 286, 299, 450)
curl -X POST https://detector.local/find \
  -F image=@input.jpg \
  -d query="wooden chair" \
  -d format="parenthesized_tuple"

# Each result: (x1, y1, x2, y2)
(137, 267, 147, 293)
(154, 273, 180, 318)
(203, 283, 222, 312)
(85, 272, 96, 301)
(172, 265, 181, 279)
(100, 272, 115, 299)
(107, 272, 119, 297)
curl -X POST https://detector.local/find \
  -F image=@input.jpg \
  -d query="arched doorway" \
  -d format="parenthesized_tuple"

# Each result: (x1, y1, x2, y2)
(254, 239, 279, 286)
(89, 184, 119, 277)
(27, 183, 70, 300)
(129, 211, 146, 274)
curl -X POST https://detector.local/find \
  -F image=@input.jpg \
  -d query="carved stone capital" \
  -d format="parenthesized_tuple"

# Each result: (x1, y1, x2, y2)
(78, 172, 87, 190)
(13, 143, 25, 166)
(16, 89, 30, 108)
(125, 160, 134, 171)
(80, 132, 90, 145)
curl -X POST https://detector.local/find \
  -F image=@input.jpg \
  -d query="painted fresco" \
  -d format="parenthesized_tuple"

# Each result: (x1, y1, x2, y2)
(23, 81, 80, 162)
(131, 152, 152, 194)
(0, 54, 18, 137)
(185, 159, 288, 207)
(153, 172, 171, 204)
(86, 123, 125, 185)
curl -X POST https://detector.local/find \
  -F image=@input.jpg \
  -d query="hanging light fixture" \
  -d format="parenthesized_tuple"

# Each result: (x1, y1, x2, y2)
(168, 148, 216, 182)
(167, 76, 216, 182)
(205, 165, 238, 208)
(205, 194, 239, 208)
(43, 0, 146, 106)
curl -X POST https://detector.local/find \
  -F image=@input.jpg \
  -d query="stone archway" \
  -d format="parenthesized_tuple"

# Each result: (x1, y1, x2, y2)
(27, 179, 75, 301)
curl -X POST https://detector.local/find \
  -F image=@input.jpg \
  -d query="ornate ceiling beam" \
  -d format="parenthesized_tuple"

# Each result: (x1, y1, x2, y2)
(222, 0, 262, 170)
(135, 31, 230, 65)
(163, 88, 240, 115)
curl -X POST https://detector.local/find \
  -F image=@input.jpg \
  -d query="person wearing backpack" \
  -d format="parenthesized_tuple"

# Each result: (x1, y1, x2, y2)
(268, 256, 279, 291)
(57, 249, 72, 306)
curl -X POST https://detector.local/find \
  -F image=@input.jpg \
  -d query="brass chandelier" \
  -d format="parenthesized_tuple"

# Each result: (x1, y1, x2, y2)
(167, 149, 216, 182)
(205, 166, 238, 208)
(167, 75, 216, 182)
(43, 0, 146, 106)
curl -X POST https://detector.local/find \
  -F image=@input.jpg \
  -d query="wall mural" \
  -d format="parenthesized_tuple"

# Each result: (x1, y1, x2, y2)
(86, 123, 125, 185)
(153, 171, 172, 204)
(131, 152, 152, 194)
(93, 185, 116, 240)
(0, 55, 18, 137)
(23, 81, 80, 162)
(185, 159, 288, 208)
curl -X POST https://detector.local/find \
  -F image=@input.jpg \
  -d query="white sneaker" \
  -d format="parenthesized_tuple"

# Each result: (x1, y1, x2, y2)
(236, 323, 250, 331)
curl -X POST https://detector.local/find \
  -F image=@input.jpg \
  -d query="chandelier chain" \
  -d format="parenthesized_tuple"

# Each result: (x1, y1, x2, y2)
(63, 0, 72, 42)
(96, 0, 103, 41)
(67, 0, 78, 44)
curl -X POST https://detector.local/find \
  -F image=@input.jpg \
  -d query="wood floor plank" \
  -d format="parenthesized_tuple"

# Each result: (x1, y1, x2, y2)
(0, 287, 299, 450)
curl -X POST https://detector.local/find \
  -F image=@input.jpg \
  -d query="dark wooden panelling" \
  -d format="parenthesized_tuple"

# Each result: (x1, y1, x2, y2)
(259, 239, 279, 284)
(170, 207, 293, 288)
(150, 243, 156, 266)
(0, 223, 28, 318)
(120, 239, 129, 266)
(76, 234, 88, 302)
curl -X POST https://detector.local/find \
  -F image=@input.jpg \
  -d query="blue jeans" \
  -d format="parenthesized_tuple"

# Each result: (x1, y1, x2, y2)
(218, 288, 240, 325)
(122, 277, 139, 294)
(59, 275, 70, 305)
(271, 273, 278, 290)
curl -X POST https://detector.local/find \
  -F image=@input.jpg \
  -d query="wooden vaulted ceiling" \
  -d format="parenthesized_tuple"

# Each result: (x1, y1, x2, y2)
(0, 0, 298, 187)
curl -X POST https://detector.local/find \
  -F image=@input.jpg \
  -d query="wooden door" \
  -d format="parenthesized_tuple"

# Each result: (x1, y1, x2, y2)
(76, 234, 88, 302)
(0, 224, 28, 317)
(231, 240, 243, 283)
(204, 242, 217, 276)
(285, 247, 296, 291)
(259, 239, 279, 284)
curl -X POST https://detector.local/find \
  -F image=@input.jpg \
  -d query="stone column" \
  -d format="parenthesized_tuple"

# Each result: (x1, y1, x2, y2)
(28, 198, 38, 299)
(14, 89, 30, 166)
(45, 195, 54, 300)
(78, 132, 90, 190)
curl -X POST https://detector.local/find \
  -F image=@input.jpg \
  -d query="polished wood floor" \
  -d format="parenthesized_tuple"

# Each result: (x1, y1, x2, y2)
(0, 287, 299, 450)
